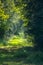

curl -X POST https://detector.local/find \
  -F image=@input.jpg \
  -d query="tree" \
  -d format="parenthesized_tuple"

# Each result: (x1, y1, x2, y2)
(0, 0, 29, 40)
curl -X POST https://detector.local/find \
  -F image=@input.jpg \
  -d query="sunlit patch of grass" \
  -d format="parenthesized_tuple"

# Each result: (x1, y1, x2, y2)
(7, 35, 33, 47)
(0, 43, 4, 46)
(2, 61, 29, 65)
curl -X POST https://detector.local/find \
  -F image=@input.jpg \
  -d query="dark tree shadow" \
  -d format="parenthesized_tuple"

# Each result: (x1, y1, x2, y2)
(28, 0, 43, 50)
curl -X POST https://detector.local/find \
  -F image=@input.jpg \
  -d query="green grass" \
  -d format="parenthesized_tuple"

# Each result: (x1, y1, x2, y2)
(0, 36, 43, 65)
(0, 46, 43, 65)
(7, 35, 34, 47)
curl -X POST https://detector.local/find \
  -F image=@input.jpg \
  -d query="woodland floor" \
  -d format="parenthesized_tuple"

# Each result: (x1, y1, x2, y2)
(0, 46, 43, 65)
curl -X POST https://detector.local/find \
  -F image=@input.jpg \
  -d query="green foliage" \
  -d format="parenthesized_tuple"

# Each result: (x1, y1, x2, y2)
(0, 1, 43, 65)
(0, 0, 28, 37)
(0, 0, 43, 50)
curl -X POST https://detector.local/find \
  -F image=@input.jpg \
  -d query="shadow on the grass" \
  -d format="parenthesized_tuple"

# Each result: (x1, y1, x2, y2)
(0, 46, 43, 65)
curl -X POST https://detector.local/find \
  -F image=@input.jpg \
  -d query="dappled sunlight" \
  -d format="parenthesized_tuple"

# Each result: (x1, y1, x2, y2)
(0, 0, 43, 65)
(8, 35, 28, 46)
(7, 34, 34, 47)
(2, 61, 31, 65)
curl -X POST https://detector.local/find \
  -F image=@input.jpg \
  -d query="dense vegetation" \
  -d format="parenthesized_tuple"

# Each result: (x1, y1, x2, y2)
(0, 0, 43, 65)
(0, 0, 43, 50)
